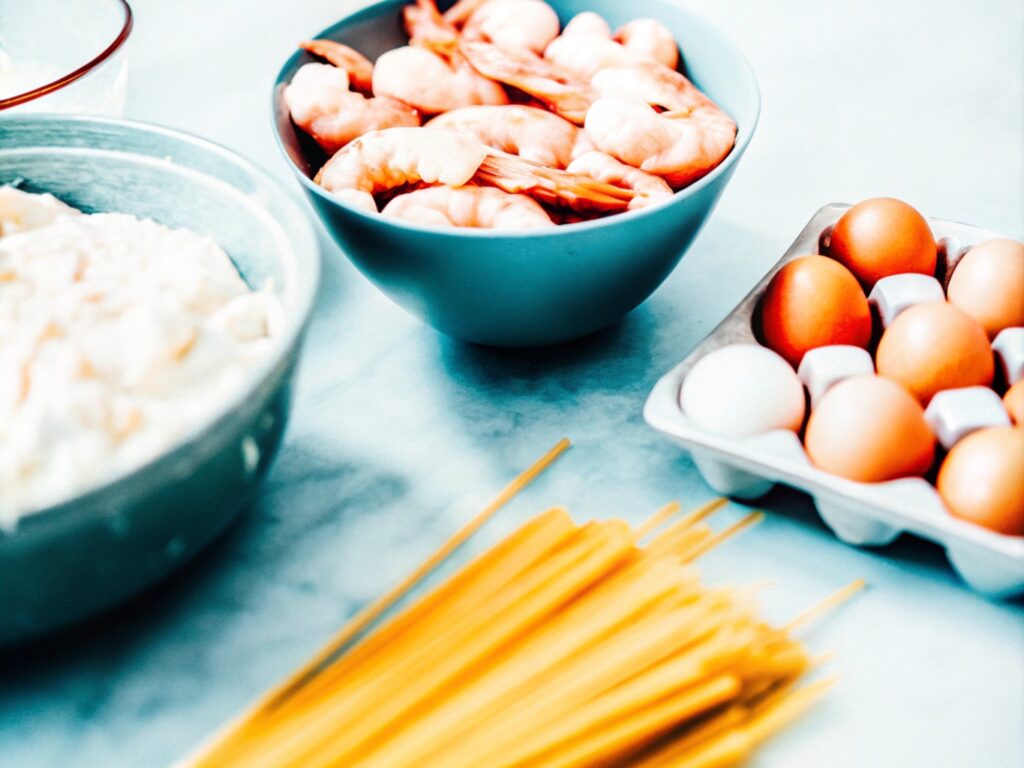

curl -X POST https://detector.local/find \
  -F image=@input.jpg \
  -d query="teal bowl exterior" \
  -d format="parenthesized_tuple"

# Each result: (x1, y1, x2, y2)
(0, 116, 320, 646)
(273, 0, 759, 347)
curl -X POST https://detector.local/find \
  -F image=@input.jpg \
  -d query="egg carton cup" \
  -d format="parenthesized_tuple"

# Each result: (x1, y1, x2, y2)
(644, 203, 1024, 597)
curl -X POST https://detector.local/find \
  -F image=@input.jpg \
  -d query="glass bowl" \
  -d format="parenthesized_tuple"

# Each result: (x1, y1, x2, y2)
(0, 0, 132, 115)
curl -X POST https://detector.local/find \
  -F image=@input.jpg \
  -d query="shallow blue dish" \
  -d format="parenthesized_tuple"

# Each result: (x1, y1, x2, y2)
(0, 116, 320, 645)
(272, 0, 760, 347)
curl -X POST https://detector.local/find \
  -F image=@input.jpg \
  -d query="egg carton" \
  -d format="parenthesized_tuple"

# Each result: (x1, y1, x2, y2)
(644, 203, 1024, 597)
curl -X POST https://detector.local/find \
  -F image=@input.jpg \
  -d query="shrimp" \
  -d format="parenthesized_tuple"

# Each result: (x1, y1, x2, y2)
(315, 127, 489, 211)
(562, 11, 612, 38)
(543, 32, 643, 80)
(381, 185, 555, 229)
(299, 39, 374, 93)
(614, 19, 679, 71)
(544, 16, 680, 79)
(586, 67, 737, 188)
(566, 151, 672, 209)
(372, 0, 508, 113)
(443, 0, 560, 55)
(315, 126, 635, 215)
(461, 45, 736, 186)
(372, 44, 508, 114)
(426, 105, 593, 168)
(584, 97, 736, 188)
(460, 41, 594, 124)
(474, 153, 637, 213)
(284, 63, 420, 154)
(590, 63, 713, 112)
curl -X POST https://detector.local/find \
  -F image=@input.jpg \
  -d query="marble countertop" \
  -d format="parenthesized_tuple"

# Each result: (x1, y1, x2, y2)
(2, 1, 1023, 766)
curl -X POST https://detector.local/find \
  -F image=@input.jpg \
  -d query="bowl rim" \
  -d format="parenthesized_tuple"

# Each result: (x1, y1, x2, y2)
(0, 0, 134, 111)
(271, 0, 761, 239)
(0, 113, 321, 530)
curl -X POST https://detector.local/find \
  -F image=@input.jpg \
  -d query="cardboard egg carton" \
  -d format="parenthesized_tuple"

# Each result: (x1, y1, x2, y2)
(644, 204, 1024, 597)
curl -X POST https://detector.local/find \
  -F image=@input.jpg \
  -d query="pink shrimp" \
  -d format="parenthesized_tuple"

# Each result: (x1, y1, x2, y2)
(566, 151, 672, 209)
(381, 185, 555, 229)
(474, 153, 636, 213)
(542, 33, 644, 81)
(314, 127, 635, 214)
(373, 0, 508, 114)
(426, 105, 593, 168)
(460, 45, 736, 187)
(315, 127, 490, 211)
(443, 0, 560, 55)
(299, 39, 375, 93)
(590, 63, 715, 113)
(543, 16, 680, 79)
(614, 19, 679, 71)
(562, 11, 612, 38)
(584, 97, 736, 188)
(460, 41, 594, 124)
(285, 46, 420, 154)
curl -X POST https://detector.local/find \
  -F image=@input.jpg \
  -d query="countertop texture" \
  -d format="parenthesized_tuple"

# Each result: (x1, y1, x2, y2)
(2, 1, 1022, 766)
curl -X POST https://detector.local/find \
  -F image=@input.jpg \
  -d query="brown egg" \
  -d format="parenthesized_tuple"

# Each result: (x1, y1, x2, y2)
(947, 238, 1024, 338)
(758, 255, 872, 367)
(804, 375, 935, 482)
(875, 302, 994, 404)
(937, 426, 1024, 536)
(1004, 381, 1024, 425)
(828, 198, 937, 287)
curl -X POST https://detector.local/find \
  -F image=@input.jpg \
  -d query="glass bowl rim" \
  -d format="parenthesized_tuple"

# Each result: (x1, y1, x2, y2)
(0, 0, 133, 110)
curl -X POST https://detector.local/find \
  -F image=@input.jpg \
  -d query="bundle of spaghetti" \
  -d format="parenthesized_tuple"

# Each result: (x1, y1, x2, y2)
(182, 439, 859, 768)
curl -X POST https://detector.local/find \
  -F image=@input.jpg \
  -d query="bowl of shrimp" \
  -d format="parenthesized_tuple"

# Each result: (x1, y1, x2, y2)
(273, 0, 759, 347)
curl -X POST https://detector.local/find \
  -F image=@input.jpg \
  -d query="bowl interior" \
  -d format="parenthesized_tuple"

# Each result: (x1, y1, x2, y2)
(273, 0, 760, 193)
(0, 0, 132, 111)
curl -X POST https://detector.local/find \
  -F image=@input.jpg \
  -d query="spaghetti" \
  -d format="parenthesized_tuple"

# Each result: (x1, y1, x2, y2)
(182, 439, 858, 768)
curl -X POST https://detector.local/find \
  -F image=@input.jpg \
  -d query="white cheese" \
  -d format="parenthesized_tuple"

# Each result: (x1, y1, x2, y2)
(0, 188, 283, 525)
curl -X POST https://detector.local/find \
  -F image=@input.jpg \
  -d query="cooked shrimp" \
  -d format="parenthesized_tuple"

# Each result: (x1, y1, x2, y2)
(379, 0, 508, 113)
(460, 41, 594, 124)
(315, 127, 490, 211)
(591, 63, 714, 112)
(299, 39, 374, 93)
(614, 19, 679, 71)
(373, 45, 508, 114)
(474, 153, 637, 213)
(543, 32, 643, 80)
(314, 124, 632, 215)
(562, 11, 611, 38)
(443, 0, 560, 55)
(584, 97, 736, 188)
(545, 17, 682, 79)
(426, 105, 593, 168)
(566, 150, 672, 209)
(284, 63, 420, 154)
(525, 60, 735, 189)
(381, 185, 555, 229)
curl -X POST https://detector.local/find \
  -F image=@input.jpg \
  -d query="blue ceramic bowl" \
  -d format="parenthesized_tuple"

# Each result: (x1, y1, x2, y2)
(0, 116, 320, 645)
(273, 0, 759, 347)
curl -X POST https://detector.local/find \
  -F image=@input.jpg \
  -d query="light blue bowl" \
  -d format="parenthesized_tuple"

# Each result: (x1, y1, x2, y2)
(0, 116, 320, 645)
(272, 0, 760, 347)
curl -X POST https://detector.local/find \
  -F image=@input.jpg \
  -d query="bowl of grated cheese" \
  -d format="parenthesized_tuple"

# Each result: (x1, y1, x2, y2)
(0, 115, 320, 645)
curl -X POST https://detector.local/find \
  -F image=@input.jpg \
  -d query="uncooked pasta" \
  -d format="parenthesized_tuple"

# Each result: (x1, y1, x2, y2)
(182, 439, 858, 768)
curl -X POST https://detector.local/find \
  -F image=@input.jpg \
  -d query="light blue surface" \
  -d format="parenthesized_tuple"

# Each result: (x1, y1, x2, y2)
(1, 1, 1022, 767)
(273, 0, 759, 346)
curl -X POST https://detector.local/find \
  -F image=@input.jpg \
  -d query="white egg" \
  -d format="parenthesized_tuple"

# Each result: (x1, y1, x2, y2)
(680, 344, 806, 436)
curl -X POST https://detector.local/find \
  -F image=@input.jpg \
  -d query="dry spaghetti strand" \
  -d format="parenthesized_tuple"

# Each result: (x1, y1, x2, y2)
(181, 448, 860, 768)
(181, 437, 571, 767)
